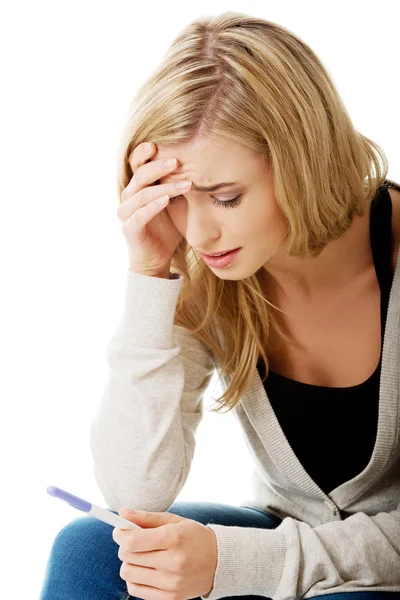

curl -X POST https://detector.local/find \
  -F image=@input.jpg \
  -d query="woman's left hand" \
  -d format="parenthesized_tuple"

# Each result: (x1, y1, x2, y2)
(112, 507, 218, 600)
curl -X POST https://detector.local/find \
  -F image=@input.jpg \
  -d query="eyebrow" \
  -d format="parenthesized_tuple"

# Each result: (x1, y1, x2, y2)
(189, 181, 240, 192)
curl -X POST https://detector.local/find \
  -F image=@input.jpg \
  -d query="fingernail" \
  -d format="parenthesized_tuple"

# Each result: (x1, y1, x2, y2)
(122, 508, 136, 515)
(164, 158, 177, 168)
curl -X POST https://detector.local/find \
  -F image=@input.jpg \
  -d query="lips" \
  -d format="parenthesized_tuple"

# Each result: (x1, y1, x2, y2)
(203, 248, 239, 257)
(200, 247, 241, 267)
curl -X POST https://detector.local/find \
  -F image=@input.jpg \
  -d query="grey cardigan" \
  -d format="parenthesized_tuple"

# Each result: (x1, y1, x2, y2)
(90, 259, 400, 599)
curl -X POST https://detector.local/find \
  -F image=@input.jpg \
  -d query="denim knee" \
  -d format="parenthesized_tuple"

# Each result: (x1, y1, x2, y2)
(39, 513, 130, 600)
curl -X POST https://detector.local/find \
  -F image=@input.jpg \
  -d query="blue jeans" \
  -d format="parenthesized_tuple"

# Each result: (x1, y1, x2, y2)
(39, 500, 400, 600)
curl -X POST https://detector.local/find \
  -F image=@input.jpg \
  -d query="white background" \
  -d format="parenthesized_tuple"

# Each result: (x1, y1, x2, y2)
(1, 1, 399, 597)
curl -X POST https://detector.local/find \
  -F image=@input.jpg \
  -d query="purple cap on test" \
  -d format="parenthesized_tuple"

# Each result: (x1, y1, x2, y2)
(47, 486, 92, 512)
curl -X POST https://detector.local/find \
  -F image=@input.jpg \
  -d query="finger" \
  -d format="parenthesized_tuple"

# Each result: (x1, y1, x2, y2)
(128, 141, 154, 173)
(118, 546, 170, 570)
(125, 194, 170, 232)
(127, 580, 166, 600)
(121, 561, 179, 592)
(113, 527, 130, 546)
(121, 142, 156, 202)
(113, 525, 170, 552)
(121, 155, 180, 207)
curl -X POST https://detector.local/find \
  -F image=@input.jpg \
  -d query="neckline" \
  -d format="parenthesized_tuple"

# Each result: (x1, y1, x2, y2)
(243, 223, 400, 510)
(266, 357, 381, 391)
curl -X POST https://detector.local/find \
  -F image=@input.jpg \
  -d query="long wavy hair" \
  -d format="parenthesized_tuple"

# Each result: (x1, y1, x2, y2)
(116, 11, 388, 414)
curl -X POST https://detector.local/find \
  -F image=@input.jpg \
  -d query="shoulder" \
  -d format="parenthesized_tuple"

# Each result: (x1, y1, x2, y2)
(388, 181, 400, 273)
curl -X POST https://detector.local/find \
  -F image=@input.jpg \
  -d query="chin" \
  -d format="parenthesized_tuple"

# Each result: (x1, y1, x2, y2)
(210, 266, 259, 281)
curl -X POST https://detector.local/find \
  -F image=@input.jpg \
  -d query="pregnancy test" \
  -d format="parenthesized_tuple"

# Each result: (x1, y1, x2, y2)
(46, 485, 142, 530)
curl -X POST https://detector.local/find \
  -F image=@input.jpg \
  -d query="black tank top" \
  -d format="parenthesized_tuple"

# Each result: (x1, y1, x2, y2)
(257, 179, 400, 495)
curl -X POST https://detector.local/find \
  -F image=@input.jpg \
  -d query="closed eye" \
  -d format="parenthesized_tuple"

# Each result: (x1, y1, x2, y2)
(171, 194, 243, 208)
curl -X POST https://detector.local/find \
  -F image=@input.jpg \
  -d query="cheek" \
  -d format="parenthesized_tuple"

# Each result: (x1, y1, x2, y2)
(251, 201, 287, 246)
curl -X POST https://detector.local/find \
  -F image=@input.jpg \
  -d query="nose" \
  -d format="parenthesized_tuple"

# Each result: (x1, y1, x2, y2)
(184, 206, 221, 253)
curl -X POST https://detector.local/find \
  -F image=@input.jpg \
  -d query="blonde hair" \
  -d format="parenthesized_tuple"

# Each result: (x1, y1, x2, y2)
(116, 11, 389, 414)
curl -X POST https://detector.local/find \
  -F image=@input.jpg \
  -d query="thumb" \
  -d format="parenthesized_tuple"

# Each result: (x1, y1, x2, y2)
(119, 508, 184, 528)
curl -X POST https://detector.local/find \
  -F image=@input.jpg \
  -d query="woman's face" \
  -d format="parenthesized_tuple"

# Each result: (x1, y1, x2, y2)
(154, 134, 288, 282)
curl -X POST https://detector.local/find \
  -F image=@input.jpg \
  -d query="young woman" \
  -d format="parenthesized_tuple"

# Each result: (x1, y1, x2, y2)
(39, 12, 400, 600)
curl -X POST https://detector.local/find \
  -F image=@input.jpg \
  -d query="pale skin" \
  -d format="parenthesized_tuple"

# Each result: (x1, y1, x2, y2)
(154, 133, 400, 386)
(114, 134, 400, 598)
(153, 133, 400, 297)
(113, 509, 218, 600)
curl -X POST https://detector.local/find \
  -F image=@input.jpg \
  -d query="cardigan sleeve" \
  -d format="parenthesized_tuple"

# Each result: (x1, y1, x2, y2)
(201, 503, 400, 599)
(90, 270, 215, 512)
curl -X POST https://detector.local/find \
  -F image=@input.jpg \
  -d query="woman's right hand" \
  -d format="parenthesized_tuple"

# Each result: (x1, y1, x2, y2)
(117, 142, 192, 277)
